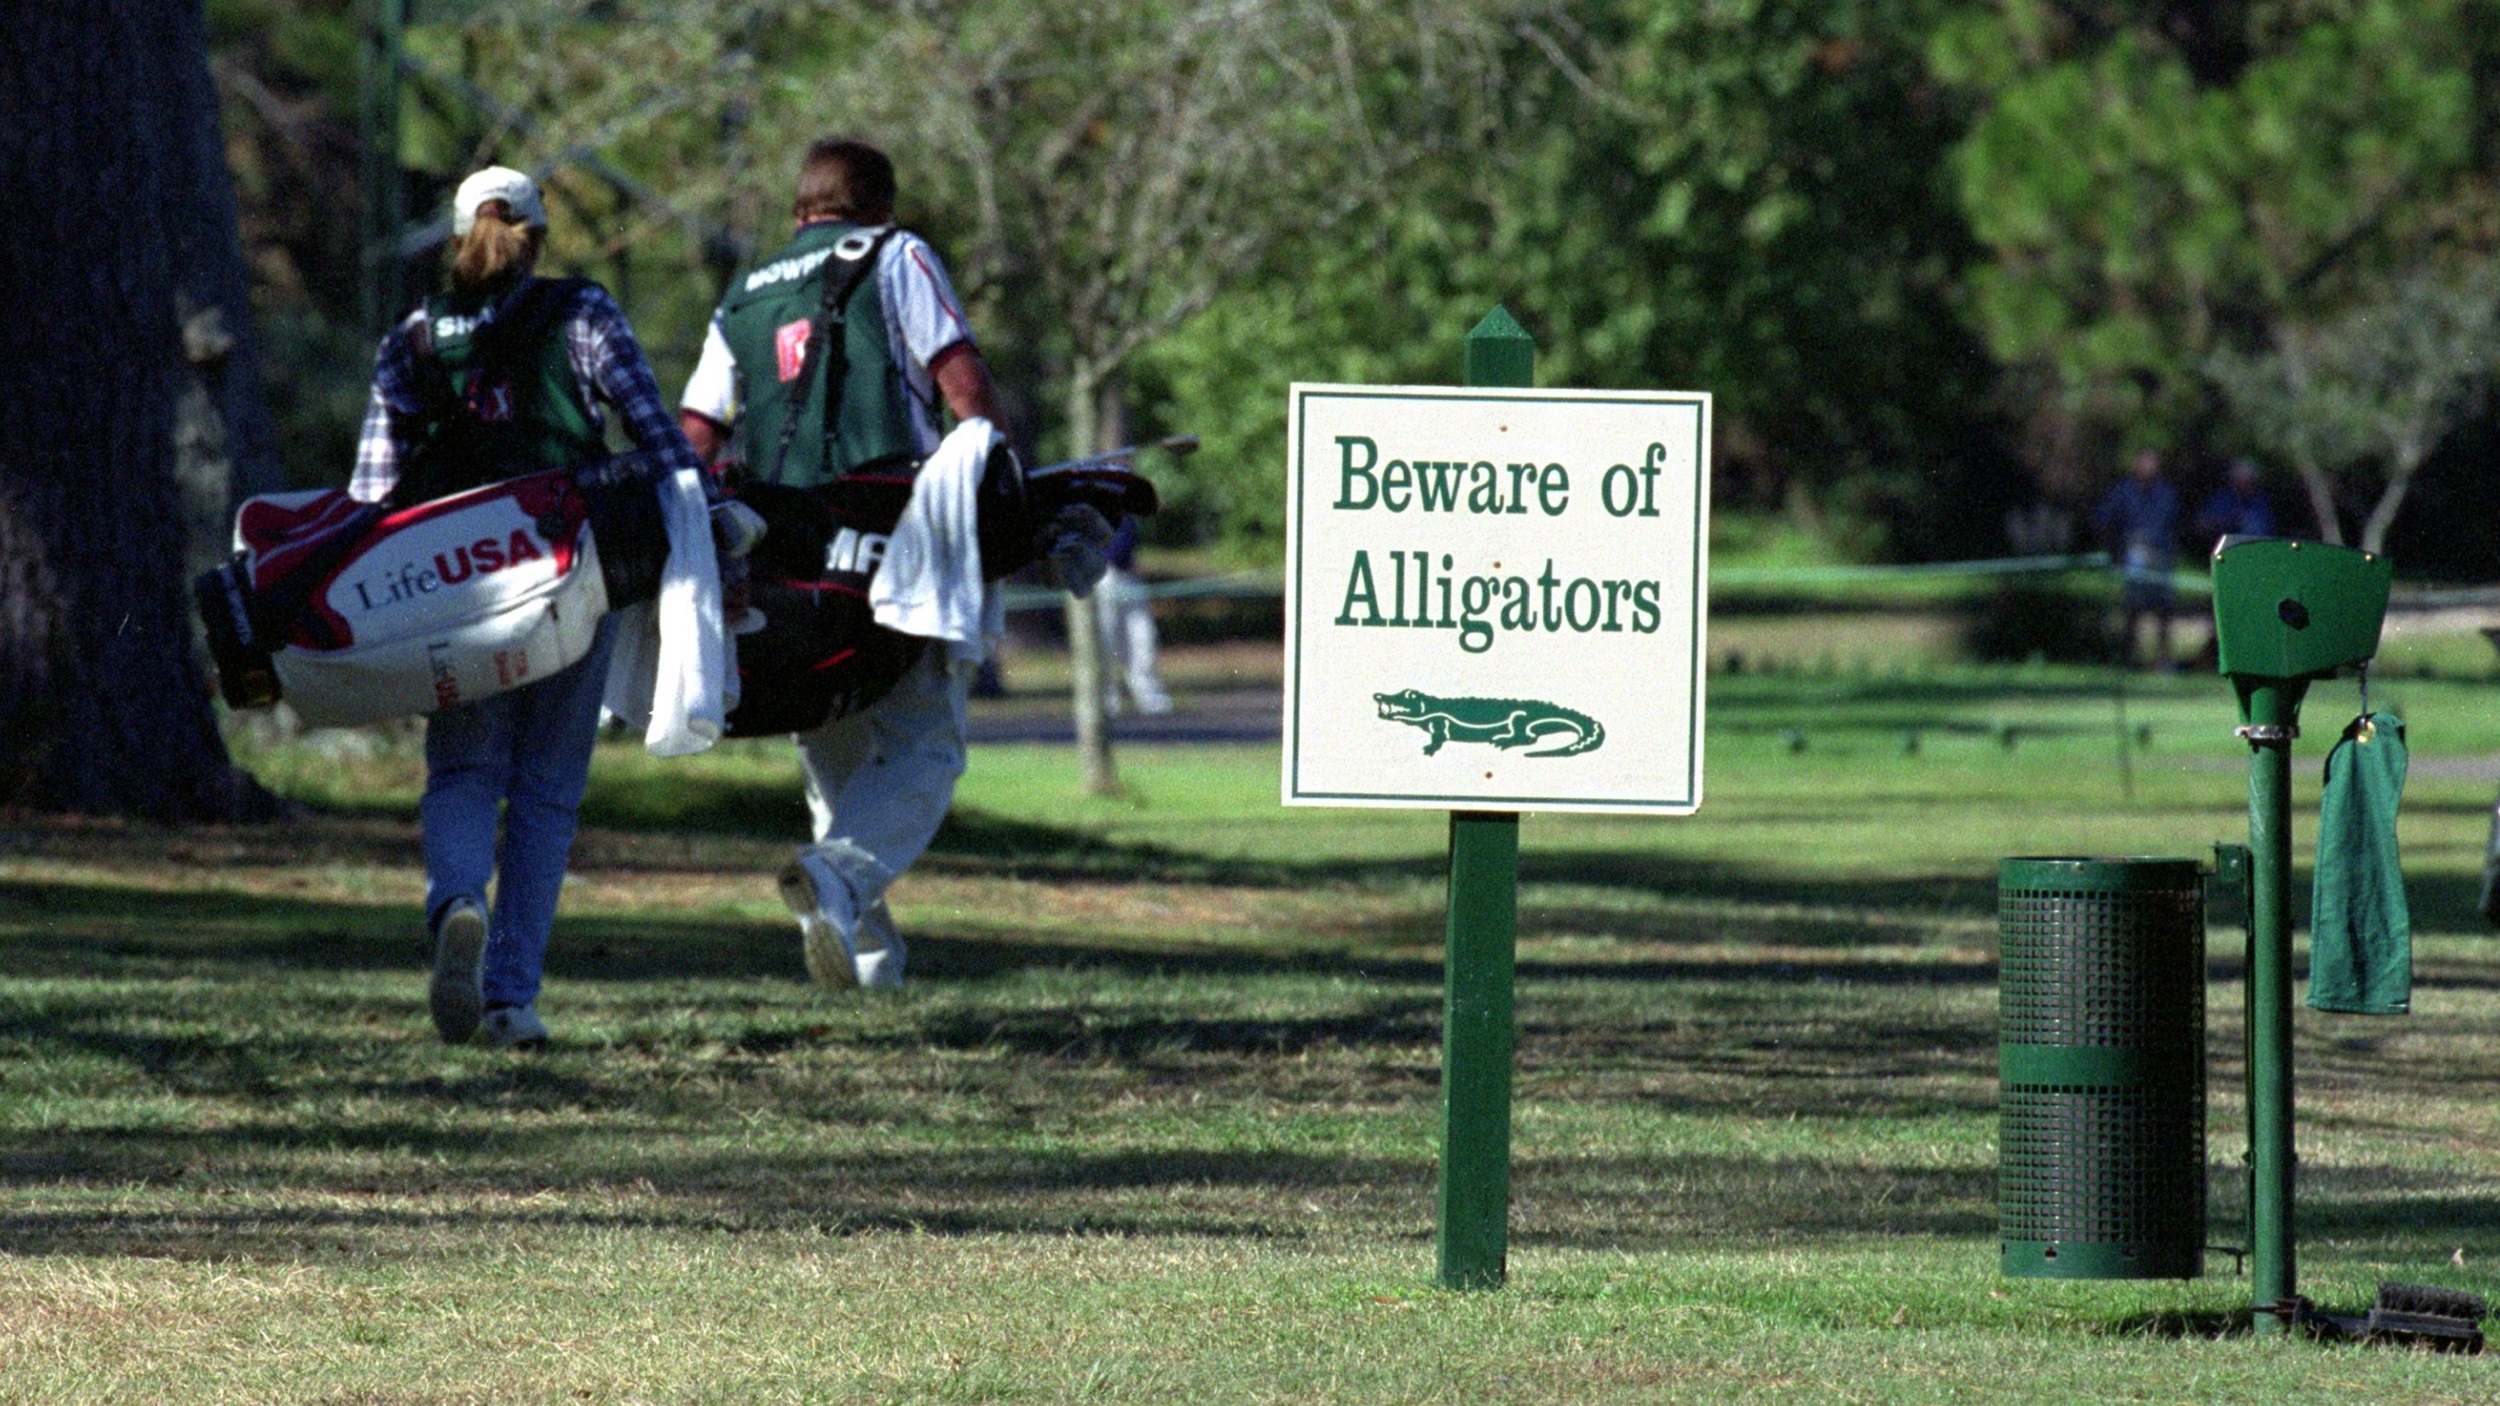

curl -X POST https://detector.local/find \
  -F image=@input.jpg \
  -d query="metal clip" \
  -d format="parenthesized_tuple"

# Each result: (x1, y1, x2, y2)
(2234, 724, 2299, 743)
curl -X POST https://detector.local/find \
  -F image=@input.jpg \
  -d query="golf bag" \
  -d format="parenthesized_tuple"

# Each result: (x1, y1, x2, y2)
(196, 453, 677, 728)
(724, 443, 1160, 737)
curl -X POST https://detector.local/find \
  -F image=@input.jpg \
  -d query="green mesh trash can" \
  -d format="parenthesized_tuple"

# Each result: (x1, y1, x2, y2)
(1999, 857, 2205, 1279)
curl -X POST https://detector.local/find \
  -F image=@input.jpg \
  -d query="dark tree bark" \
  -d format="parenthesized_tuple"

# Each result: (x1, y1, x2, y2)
(154, 0, 286, 587)
(0, 0, 279, 820)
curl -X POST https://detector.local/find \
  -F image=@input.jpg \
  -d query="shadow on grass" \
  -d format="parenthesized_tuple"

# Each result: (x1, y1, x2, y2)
(925, 810, 1994, 909)
(3, 995, 2495, 1270)
(15, 859, 2500, 996)
(578, 768, 813, 839)
(0, 876, 2011, 996)
(0, 881, 803, 981)
(10, 1114, 2492, 1264)
(880, 996, 1444, 1059)
(0, 1137, 2005, 1258)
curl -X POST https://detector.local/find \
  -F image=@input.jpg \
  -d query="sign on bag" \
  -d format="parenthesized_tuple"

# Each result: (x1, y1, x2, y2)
(1282, 384, 1711, 814)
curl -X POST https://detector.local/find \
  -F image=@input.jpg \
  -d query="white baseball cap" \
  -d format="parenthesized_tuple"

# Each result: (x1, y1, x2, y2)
(451, 166, 547, 235)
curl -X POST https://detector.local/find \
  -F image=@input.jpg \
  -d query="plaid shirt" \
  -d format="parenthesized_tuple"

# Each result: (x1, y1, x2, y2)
(350, 279, 698, 503)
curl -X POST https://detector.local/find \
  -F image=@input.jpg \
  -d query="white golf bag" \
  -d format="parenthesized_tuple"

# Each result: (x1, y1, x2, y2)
(200, 468, 615, 728)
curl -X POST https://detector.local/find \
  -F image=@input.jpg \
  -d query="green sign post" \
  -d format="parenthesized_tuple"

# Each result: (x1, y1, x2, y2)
(1281, 309, 1710, 1291)
(2209, 536, 2392, 1334)
(1436, 310, 1535, 1289)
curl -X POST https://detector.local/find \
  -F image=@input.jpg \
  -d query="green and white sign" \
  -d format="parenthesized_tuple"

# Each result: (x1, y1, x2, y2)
(1283, 383, 1711, 814)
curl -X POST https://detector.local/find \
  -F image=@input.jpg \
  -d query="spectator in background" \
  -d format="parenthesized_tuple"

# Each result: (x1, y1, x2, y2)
(1097, 515, 1172, 716)
(2197, 457, 2278, 549)
(2096, 448, 2183, 671)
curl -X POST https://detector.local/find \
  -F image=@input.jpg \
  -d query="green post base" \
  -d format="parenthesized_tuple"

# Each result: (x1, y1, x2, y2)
(1438, 810, 1517, 1291)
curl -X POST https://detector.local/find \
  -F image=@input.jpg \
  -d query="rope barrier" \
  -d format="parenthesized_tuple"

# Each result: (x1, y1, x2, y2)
(1709, 552, 2111, 588)
(995, 551, 2495, 616)
(997, 551, 2227, 612)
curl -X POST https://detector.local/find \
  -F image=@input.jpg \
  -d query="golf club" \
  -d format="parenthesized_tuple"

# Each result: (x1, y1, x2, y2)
(1028, 434, 1199, 478)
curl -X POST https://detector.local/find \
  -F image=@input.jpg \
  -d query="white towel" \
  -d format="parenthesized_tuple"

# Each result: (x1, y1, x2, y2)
(871, 419, 1004, 667)
(603, 465, 732, 755)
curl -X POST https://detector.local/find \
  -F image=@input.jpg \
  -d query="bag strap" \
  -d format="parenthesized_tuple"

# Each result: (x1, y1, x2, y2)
(762, 227, 897, 490)
(392, 278, 591, 507)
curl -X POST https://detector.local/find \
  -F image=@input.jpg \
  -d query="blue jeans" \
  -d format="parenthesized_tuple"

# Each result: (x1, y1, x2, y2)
(420, 618, 616, 1009)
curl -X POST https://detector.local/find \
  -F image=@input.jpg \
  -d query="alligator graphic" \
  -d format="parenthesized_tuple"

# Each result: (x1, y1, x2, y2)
(1373, 689, 1606, 758)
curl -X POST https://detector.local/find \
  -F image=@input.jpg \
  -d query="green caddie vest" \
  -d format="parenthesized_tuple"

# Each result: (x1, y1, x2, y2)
(399, 277, 605, 503)
(714, 221, 921, 490)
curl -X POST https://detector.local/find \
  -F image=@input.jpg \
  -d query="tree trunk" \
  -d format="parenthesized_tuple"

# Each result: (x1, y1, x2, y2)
(2291, 454, 2344, 546)
(161, 0, 285, 602)
(2359, 443, 2426, 556)
(0, 0, 279, 820)
(1062, 362, 1118, 795)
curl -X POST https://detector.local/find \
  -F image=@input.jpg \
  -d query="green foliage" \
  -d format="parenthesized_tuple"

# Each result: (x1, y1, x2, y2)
(1960, 582, 2116, 664)
(2206, 325, 2374, 498)
(207, 0, 362, 110)
(2317, 263, 2500, 549)
(2210, 260, 2500, 548)
(207, 0, 2500, 564)
(204, 0, 371, 487)
(1938, 0, 2491, 449)
(1144, 0, 2005, 561)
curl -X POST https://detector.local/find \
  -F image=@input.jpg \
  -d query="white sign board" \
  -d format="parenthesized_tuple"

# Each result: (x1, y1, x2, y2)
(1282, 384, 1710, 814)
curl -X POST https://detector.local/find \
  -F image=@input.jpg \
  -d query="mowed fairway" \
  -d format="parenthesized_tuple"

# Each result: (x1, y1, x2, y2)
(5, 661, 2500, 1403)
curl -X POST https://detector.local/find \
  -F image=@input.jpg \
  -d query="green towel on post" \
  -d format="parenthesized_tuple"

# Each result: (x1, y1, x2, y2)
(2310, 711, 2410, 1015)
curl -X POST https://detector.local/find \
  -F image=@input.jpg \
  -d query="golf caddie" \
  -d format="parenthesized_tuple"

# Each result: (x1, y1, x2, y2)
(354, 166, 707, 1048)
(677, 137, 1017, 993)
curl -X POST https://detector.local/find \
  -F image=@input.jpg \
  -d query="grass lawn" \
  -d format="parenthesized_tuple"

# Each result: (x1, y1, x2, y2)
(4, 657, 2499, 1403)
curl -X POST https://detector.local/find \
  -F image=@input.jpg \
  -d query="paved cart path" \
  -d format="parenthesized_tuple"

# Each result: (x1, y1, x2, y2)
(966, 686, 1282, 745)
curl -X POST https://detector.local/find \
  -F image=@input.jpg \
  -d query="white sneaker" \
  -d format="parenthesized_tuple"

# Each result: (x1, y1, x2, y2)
(852, 900, 908, 990)
(481, 1004, 550, 1049)
(428, 898, 487, 1044)
(779, 853, 858, 991)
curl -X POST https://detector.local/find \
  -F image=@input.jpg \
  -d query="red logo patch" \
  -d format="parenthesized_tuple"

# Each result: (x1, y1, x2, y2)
(774, 320, 812, 382)
(469, 379, 517, 423)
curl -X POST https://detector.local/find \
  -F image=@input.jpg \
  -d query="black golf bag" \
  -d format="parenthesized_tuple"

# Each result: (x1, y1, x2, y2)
(724, 443, 1157, 737)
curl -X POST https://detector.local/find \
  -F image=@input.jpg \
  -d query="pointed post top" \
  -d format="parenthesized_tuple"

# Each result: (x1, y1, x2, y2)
(1465, 306, 1535, 389)
(1468, 305, 1531, 341)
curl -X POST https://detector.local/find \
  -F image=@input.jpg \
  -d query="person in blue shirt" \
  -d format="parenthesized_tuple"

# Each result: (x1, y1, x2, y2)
(2197, 457, 2278, 547)
(2096, 448, 2184, 670)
